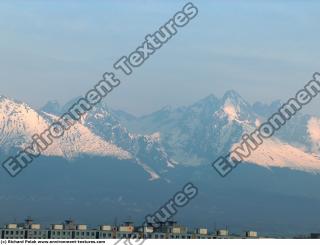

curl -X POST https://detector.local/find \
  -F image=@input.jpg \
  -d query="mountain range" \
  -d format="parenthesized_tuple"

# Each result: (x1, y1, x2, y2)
(1, 90, 319, 179)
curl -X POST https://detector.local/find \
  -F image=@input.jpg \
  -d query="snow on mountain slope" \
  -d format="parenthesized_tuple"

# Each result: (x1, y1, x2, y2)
(235, 138, 320, 174)
(220, 102, 320, 175)
(41, 112, 131, 159)
(228, 109, 320, 173)
(0, 96, 131, 160)
(223, 104, 238, 121)
(82, 105, 178, 172)
(40, 100, 177, 179)
(307, 117, 320, 153)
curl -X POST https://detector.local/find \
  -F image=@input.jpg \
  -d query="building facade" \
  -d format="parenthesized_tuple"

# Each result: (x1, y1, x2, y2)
(0, 218, 259, 239)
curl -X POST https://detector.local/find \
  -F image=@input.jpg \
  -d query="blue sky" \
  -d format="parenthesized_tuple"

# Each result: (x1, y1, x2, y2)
(0, 0, 319, 116)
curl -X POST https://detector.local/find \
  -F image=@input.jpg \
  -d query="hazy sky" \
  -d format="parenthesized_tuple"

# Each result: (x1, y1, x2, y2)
(0, 0, 319, 116)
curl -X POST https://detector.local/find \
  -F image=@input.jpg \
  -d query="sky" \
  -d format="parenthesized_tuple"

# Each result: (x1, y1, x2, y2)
(0, 0, 319, 116)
